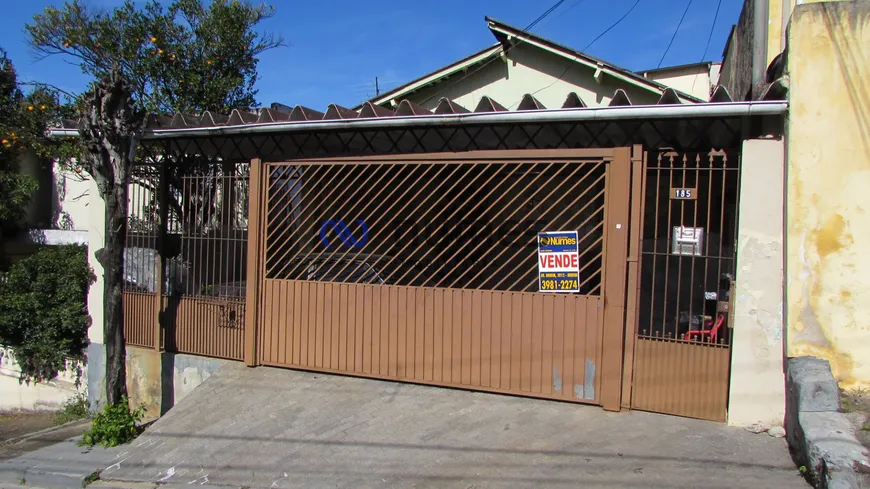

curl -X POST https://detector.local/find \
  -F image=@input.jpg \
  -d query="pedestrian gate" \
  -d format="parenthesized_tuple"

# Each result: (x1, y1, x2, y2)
(625, 150, 738, 422)
(249, 149, 635, 409)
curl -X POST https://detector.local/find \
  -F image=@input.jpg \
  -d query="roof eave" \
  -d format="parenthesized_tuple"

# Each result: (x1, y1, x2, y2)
(485, 19, 706, 104)
(359, 44, 503, 109)
(49, 101, 787, 141)
(639, 61, 714, 76)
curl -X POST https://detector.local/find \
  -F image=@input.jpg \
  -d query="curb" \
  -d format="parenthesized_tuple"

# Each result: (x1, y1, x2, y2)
(24, 468, 98, 489)
(786, 356, 870, 488)
(0, 419, 91, 447)
(93, 482, 233, 489)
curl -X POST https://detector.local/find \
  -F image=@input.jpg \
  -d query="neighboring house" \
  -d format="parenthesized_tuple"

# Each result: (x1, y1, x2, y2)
(717, 0, 870, 389)
(4, 151, 90, 265)
(359, 18, 712, 113)
(638, 62, 722, 101)
(0, 151, 94, 410)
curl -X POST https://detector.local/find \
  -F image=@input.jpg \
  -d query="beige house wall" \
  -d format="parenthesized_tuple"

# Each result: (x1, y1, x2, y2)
(642, 65, 719, 101)
(785, 1, 870, 388)
(728, 138, 786, 427)
(405, 44, 663, 112)
(45, 162, 107, 346)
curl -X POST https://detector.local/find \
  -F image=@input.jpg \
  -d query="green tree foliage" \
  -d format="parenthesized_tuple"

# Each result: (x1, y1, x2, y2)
(27, 0, 286, 231)
(27, 0, 285, 115)
(0, 245, 95, 384)
(0, 49, 55, 241)
(26, 0, 285, 409)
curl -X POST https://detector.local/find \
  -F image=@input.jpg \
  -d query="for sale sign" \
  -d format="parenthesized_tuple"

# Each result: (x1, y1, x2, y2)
(537, 231, 580, 293)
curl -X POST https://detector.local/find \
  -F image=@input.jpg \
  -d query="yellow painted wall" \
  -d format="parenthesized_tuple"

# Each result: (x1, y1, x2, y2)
(786, 1, 870, 388)
(768, 0, 786, 66)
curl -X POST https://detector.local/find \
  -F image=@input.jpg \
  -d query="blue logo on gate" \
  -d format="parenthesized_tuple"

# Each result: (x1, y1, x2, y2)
(319, 219, 369, 248)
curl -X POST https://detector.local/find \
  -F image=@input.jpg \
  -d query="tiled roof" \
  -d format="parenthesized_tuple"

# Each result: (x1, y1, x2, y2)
(57, 85, 783, 132)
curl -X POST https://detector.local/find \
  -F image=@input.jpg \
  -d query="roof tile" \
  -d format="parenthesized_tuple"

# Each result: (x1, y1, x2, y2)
(55, 85, 784, 132)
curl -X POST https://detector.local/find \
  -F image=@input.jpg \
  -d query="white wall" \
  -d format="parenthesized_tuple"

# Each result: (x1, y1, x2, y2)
(727, 138, 786, 428)
(0, 347, 85, 411)
(51, 163, 106, 345)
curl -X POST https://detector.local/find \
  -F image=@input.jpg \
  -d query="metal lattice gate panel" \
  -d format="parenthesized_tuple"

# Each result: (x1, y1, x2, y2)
(263, 159, 606, 293)
(254, 149, 633, 406)
(629, 150, 738, 422)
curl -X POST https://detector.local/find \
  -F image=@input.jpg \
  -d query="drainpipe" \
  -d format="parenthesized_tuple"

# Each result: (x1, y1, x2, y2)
(752, 0, 770, 94)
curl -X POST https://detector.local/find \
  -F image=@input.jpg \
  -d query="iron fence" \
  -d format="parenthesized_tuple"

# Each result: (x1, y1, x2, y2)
(264, 158, 607, 294)
(637, 149, 739, 346)
(122, 161, 250, 360)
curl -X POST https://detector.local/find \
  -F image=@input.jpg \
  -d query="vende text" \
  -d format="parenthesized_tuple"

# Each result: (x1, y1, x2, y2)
(539, 253, 579, 270)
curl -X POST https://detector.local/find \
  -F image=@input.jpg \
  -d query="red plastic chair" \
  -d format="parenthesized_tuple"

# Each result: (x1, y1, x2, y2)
(684, 313, 725, 343)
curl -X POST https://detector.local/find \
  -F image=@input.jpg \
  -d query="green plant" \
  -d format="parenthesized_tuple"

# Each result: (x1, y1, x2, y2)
(862, 420, 870, 432)
(0, 245, 95, 384)
(841, 397, 856, 413)
(83, 471, 100, 485)
(54, 392, 90, 425)
(79, 397, 145, 448)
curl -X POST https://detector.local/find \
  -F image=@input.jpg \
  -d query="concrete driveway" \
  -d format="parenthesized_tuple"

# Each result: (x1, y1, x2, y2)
(100, 364, 804, 489)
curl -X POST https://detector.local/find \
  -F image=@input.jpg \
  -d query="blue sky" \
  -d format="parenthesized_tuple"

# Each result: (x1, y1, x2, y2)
(1, 0, 743, 110)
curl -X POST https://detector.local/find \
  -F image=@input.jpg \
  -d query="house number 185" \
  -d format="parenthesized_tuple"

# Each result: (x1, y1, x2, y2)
(671, 187, 697, 200)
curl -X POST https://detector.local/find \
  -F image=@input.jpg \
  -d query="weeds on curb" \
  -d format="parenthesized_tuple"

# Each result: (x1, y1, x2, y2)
(54, 392, 90, 425)
(79, 396, 145, 448)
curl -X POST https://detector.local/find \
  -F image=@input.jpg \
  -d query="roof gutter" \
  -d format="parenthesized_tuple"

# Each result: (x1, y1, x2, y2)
(49, 101, 787, 140)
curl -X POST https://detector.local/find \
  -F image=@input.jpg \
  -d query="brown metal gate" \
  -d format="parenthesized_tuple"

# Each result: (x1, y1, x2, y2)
(246, 149, 634, 409)
(626, 150, 738, 422)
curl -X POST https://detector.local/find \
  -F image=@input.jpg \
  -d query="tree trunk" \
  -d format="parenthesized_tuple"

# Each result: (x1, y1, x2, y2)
(102, 182, 129, 406)
(77, 69, 145, 409)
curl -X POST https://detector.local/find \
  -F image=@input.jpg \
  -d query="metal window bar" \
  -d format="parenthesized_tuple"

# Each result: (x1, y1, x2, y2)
(122, 166, 160, 348)
(637, 149, 738, 347)
(263, 159, 607, 294)
(151, 161, 251, 360)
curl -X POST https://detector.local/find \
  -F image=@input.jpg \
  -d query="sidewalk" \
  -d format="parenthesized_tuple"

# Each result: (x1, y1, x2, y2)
(0, 483, 229, 489)
(0, 425, 118, 489)
(0, 420, 90, 461)
(0, 365, 806, 489)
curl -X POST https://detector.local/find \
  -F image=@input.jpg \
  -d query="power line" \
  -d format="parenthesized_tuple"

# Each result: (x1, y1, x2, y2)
(537, 0, 592, 31)
(657, 0, 694, 69)
(690, 0, 723, 96)
(700, 0, 723, 62)
(583, 0, 642, 51)
(511, 0, 643, 108)
(418, 0, 567, 105)
(526, 0, 567, 31)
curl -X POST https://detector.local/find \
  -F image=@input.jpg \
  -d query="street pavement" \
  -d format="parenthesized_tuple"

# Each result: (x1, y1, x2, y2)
(92, 364, 805, 489)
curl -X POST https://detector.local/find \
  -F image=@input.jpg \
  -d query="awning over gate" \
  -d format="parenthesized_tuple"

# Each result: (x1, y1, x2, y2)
(51, 99, 786, 161)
